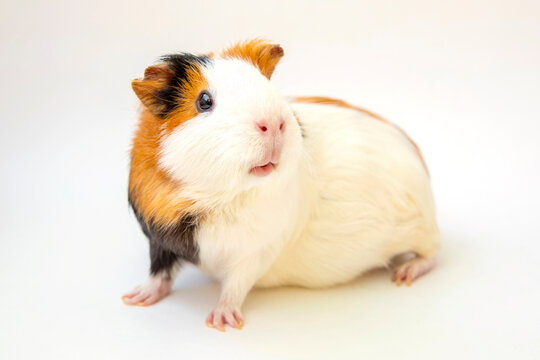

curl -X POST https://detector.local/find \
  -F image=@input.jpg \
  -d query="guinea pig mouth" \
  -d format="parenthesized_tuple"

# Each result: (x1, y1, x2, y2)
(250, 162, 276, 177)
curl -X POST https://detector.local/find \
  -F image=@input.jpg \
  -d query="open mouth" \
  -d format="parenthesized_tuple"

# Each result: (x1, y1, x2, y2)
(250, 162, 276, 177)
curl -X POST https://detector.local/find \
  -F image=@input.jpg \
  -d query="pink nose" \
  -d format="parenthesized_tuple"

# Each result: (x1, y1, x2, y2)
(257, 120, 285, 135)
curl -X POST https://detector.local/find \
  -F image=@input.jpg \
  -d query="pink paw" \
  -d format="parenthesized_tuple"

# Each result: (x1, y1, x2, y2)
(206, 304, 244, 332)
(393, 257, 435, 286)
(121, 277, 172, 306)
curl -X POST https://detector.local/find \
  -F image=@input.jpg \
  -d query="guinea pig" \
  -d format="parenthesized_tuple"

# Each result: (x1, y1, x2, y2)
(122, 39, 440, 331)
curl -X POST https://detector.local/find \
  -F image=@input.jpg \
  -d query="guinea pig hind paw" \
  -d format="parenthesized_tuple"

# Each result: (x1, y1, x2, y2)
(392, 256, 435, 287)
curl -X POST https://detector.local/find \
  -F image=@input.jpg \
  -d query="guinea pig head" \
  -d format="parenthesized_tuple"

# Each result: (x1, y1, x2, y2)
(131, 40, 303, 201)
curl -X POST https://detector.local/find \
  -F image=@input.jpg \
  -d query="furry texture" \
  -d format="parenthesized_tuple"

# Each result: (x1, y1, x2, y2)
(220, 39, 284, 79)
(125, 40, 439, 330)
(293, 96, 429, 174)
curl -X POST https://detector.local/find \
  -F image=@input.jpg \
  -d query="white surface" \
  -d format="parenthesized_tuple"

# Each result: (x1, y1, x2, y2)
(1, 0, 539, 359)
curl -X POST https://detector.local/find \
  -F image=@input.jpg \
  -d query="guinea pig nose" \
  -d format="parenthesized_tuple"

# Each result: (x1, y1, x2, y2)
(256, 120, 285, 134)
(257, 123, 268, 133)
(279, 120, 285, 133)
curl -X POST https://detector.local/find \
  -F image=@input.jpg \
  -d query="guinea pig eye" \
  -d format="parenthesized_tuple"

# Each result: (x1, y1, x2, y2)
(196, 91, 213, 112)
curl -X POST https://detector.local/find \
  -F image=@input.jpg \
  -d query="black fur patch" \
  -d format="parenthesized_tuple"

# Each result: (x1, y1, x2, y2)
(155, 53, 211, 117)
(149, 240, 178, 279)
(128, 193, 200, 277)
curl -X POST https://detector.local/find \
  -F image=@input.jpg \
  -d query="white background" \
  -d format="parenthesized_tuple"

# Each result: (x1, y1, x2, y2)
(1, 0, 539, 359)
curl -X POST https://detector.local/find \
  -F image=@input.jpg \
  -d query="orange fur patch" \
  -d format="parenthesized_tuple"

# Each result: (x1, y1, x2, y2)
(220, 39, 284, 79)
(293, 96, 429, 175)
(129, 65, 208, 226)
(131, 63, 175, 116)
(129, 109, 195, 227)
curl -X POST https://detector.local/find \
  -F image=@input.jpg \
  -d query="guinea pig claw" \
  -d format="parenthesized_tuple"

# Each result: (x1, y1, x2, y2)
(233, 311, 244, 329)
(206, 313, 216, 329)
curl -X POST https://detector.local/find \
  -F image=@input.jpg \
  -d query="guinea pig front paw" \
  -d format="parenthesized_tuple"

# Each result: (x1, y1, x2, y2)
(121, 276, 173, 307)
(206, 304, 244, 332)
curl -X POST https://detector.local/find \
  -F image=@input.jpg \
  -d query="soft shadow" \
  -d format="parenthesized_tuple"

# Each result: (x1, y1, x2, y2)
(155, 230, 470, 320)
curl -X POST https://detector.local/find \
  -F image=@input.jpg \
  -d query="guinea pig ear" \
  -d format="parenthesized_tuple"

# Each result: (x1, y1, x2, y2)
(131, 63, 175, 116)
(220, 39, 284, 79)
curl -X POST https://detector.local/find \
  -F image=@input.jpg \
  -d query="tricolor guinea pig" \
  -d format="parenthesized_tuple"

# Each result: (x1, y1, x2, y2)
(122, 39, 440, 331)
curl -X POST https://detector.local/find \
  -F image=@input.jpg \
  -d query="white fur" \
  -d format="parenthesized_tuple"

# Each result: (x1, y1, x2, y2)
(159, 58, 439, 315)
(258, 103, 439, 288)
